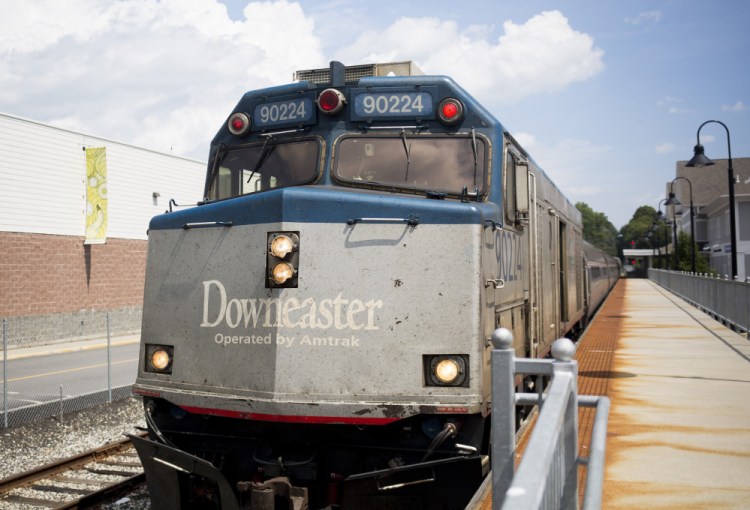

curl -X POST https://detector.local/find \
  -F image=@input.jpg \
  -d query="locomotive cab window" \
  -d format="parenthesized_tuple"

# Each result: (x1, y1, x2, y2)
(333, 134, 488, 198)
(206, 137, 322, 201)
(504, 150, 516, 223)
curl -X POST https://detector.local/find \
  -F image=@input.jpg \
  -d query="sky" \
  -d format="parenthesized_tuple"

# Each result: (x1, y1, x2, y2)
(1, 0, 749, 229)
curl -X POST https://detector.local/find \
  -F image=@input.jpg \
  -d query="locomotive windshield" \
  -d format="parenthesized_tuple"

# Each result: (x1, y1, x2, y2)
(334, 134, 488, 197)
(206, 137, 321, 201)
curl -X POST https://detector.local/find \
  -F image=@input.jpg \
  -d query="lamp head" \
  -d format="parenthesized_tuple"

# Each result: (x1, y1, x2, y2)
(665, 192, 681, 206)
(686, 144, 715, 167)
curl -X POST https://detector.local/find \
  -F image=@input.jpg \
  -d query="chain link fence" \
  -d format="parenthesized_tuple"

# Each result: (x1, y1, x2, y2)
(1, 308, 141, 428)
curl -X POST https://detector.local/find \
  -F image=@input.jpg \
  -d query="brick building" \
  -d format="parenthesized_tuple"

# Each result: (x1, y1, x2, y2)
(0, 112, 205, 346)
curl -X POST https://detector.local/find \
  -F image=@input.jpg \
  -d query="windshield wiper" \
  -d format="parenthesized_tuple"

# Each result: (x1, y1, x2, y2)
(246, 135, 277, 184)
(401, 129, 411, 182)
(204, 143, 227, 201)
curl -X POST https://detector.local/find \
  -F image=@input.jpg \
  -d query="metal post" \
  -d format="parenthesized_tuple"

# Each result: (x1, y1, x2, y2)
(3, 319, 8, 428)
(59, 385, 64, 425)
(107, 312, 112, 404)
(491, 327, 516, 508)
(550, 339, 579, 510)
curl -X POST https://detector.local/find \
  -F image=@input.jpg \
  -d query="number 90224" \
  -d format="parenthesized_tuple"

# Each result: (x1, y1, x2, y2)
(354, 92, 433, 117)
(254, 98, 313, 128)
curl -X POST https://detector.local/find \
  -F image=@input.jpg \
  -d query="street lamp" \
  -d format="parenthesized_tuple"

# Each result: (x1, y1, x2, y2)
(686, 120, 736, 280)
(656, 198, 669, 270)
(647, 230, 656, 268)
(665, 176, 696, 273)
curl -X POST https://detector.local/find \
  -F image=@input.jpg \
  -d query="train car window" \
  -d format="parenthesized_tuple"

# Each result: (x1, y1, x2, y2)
(334, 135, 487, 197)
(504, 150, 516, 223)
(207, 138, 321, 201)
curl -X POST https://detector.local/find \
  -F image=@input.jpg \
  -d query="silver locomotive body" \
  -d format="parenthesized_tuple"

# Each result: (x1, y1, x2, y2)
(136, 188, 490, 422)
(134, 188, 498, 509)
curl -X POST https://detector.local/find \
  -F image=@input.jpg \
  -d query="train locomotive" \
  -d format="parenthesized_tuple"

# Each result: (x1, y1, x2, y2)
(130, 62, 618, 509)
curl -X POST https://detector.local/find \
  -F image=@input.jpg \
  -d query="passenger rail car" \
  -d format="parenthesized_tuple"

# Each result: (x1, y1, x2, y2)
(131, 62, 616, 509)
(584, 241, 620, 318)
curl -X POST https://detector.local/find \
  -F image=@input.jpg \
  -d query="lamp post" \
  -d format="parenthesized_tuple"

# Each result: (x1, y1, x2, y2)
(686, 120, 736, 280)
(665, 176, 696, 273)
(647, 230, 655, 269)
(656, 198, 669, 270)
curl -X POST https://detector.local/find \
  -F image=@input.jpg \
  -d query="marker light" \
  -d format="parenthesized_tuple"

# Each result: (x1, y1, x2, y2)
(271, 262, 295, 285)
(434, 358, 461, 384)
(270, 234, 295, 259)
(227, 112, 251, 136)
(317, 88, 346, 114)
(437, 98, 464, 125)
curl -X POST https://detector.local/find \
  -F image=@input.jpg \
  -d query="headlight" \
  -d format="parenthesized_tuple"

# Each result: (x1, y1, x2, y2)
(145, 344, 173, 374)
(151, 350, 171, 370)
(270, 235, 295, 259)
(271, 262, 295, 285)
(434, 359, 460, 383)
(424, 355, 469, 387)
(267, 232, 299, 288)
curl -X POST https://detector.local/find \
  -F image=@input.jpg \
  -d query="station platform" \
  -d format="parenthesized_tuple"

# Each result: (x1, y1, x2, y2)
(478, 278, 750, 509)
(591, 278, 750, 508)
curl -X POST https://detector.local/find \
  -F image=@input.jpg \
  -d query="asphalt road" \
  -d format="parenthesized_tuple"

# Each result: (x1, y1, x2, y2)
(2, 342, 139, 411)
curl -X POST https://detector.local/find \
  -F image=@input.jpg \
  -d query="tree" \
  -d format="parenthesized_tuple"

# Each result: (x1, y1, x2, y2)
(618, 205, 713, 273)
(575, 202, 617, 256)
(619, 206, 658, 250)
(674, 231, 711, 273)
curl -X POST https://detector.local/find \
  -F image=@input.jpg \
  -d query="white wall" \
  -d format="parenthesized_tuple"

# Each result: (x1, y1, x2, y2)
(0, 112, 206, 240)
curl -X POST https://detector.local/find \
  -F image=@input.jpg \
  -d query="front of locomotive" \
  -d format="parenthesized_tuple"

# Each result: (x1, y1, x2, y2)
(132, 64, 504, 509)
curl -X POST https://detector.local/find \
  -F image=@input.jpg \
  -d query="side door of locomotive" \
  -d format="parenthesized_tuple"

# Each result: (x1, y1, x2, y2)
(495, 143, 532, 358)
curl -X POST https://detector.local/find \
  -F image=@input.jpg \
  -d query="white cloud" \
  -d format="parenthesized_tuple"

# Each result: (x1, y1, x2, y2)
(0, 0, 325, 158)
(655, 142, 675, 154)
(625, 11, 661, 25)
(656, 95, 682, 107)
(335, 10, 604, 104)
(721, 101, 746, 112)
(668, 106, 691, 114)
(0, 5, 605, 157)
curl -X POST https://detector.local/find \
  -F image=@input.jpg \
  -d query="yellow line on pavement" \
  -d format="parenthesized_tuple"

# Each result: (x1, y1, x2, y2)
(4, 339, 140, 361)
(5, 358, 139, 383)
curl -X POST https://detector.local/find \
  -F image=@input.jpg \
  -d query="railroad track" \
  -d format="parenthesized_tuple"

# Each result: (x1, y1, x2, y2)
(0, 433, 147, 509)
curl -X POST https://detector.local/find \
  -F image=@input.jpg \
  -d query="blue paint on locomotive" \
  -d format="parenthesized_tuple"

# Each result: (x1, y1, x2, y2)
(155, 74, 508, 231)
(149, 185, 502, 230)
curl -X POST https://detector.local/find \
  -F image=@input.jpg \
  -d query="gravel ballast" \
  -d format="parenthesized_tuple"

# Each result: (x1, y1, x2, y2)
(0, 396, 151, 509)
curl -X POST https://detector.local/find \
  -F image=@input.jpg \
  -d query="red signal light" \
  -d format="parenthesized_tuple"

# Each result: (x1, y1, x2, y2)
(442, 102, 458, 118)
(227, 112, 250, 136)
(317, 88, 346, 114)
(437, 98, 464, 125)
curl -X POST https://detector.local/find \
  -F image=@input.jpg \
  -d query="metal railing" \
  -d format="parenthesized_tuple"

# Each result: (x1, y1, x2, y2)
(490, 328, 610, 510)
(1, 311, 140, 428)
(649, 269, 750, 336)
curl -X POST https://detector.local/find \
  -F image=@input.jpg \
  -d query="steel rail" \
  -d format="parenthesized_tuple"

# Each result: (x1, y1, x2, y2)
(0, 433, 147, 509)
